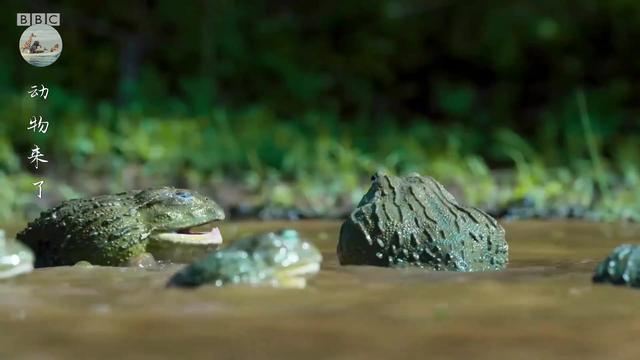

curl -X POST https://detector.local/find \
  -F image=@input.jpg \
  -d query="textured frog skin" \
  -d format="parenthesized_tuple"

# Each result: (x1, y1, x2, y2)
(167, 229, 322, 288)
(17, 187, 224, 267)
(593, 244, 640, 287)
(337, 172, 508, 271)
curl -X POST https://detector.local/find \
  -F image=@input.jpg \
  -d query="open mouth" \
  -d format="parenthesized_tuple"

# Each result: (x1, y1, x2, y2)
(152, 222, 223, 245)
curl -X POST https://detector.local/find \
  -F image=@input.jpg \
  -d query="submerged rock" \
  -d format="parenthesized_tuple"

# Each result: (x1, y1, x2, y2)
(337, 172, 508, 271)
(593, 244, 640, 287)
(168, 229, 322, 288)
(0, 230, 34, 279)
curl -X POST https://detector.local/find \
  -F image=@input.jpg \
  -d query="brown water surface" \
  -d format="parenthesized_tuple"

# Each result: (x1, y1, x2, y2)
(1, 220, 639, 360)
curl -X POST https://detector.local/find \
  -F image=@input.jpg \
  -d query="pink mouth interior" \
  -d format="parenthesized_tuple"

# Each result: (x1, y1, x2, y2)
(207, 227, 223, 243)
(177, 226, 223, 244)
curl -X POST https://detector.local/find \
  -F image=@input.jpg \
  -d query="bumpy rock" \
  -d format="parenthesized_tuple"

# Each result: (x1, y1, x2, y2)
(593, 244, 640, 287)
(337, 172, 508, 271)
(17, 187, 224, 267)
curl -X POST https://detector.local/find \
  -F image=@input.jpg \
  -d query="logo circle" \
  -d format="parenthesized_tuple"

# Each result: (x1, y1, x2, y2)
(19, 24, 62, 67)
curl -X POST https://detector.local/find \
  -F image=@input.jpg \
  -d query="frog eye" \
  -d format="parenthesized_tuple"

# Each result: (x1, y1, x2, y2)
(371, 171, 388, 183)
(175, 191, 194, 201)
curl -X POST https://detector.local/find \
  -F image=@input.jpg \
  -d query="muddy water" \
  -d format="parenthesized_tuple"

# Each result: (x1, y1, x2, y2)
(1, 220, 639, 360)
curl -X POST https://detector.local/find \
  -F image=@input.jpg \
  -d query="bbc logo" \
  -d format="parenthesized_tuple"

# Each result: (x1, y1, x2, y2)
(17, 13, 60, 26)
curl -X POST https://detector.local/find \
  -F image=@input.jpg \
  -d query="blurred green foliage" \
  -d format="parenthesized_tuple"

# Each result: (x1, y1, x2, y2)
(1, 0, 639, 223)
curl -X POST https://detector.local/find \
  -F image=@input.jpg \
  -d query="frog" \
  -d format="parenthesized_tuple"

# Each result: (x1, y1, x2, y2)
(337, 171, 508, 271)
(167, 229, 322, 288)
(0, 230, 34, 279)
(17, 187, 225, 267)
(593, 244, 640, 288)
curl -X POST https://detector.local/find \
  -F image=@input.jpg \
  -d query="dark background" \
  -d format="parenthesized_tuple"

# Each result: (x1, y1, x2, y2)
(1, 0, 639, 221)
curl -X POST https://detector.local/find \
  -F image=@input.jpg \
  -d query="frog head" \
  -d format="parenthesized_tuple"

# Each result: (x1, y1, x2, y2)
(356, 171, 401, 207)
(136, 187, 225, 249)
